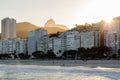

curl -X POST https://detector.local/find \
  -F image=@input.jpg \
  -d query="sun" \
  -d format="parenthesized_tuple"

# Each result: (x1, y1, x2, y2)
(104, 18, 112, 23)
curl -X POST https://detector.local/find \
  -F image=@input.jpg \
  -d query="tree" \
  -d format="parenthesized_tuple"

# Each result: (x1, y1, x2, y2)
(0, 54, 11, 59)
(49, 32, 60, 37)
(18, 53, 30, 59)
(111, 54, 117, 59)
(77, 47, 88, 60)
(118, 49, 120, 56)
(88, 47, 98, 59)
(77, 46, 111, 60)
(46, 50, 56, 59)
(62, 50, 77, 59)
(117, 49, 120, 59)
(32, 51, 45, 59)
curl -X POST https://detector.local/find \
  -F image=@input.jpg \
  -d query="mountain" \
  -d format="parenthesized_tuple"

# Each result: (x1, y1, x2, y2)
(113, 16, 120, 21)
(44, 18, 68, 34)
(16, 22, 38, 39)
(44, 27, 66, 34)
(16, 19, 68, 39)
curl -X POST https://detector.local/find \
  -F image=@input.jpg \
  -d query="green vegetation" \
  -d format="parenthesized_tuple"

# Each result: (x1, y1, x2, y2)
(74, 20, 106, 31)
(77, 46, 111, 60)
(61, 46, 111, 60)
(18, 53, 30, 59)
(118, 49, 120, 56)
(32, 50, 56, 59)
(46, 50, 56, 59)
(0, 54, 11, 59)
(62, 50, 77, 59)
(32, 51, 46, 59)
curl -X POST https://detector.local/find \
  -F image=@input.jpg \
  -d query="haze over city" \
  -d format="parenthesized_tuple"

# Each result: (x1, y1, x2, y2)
(1, 0, 120, 31)
(0, 0, 120, 80)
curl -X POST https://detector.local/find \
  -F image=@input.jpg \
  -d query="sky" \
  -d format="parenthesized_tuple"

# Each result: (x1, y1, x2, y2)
(0, 0, 120, 29)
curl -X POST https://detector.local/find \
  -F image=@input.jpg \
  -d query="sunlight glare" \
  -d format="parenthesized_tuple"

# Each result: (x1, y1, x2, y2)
(78, 0, 120, 24)
(104, 18, 112, 24)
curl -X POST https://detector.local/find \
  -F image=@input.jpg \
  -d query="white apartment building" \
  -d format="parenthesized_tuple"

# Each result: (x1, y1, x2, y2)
(104, 19, 120, 54)
(80, 31, 100, 48)
(37, 35, 49, 53)
(59, 30, 80, 53)
(48, 37, 62, 57)
(59, 32, 66, 54)
(0, 40, 3, 54)
(48, 38, 53, 51)
(16, 39, 26, 54)
(27, 28, 48, 55)
(1, 17, 16, 39)
(53, 37, 62, 56)
(0, 38, 25, 54)
(66, 30, 80, 50)
(104, 32, 118, 53)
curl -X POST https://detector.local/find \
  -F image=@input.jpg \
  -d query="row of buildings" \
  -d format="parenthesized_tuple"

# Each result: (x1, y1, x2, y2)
(1, 17, 120, 57)
(28, 29, 102, 57)
(0, 38, 26, 54)
(0, 17, 26, 55)
(28, 20, 120, 57)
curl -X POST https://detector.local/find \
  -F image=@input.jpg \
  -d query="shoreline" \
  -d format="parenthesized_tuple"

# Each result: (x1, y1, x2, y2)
(0, 60, 120, 68)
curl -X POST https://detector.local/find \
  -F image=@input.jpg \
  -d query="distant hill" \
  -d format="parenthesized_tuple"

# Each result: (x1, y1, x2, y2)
(113, 16, 120, 21)
(16, 22, 38, 39)
(44, 27, 66, 34)
(44, 18, 68, 34)
(16, 19, 68, 39)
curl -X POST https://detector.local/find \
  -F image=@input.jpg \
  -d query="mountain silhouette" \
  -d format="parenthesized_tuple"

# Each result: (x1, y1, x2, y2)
(16, 20, 68, 39)
(44, 18, 68, 34)
(16, 22, 38, 39)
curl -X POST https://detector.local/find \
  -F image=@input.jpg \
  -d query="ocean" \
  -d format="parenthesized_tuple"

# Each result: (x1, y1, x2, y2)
(0, 64, 119, 80)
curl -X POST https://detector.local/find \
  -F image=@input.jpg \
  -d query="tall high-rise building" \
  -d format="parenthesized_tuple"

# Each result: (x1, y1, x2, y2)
(27, 28, 48, 55)
(1, 17, 16, 39)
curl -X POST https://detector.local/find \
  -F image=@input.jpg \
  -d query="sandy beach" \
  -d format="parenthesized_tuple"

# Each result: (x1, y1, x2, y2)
(0, 60, 119, 68)
(0, 60, 119, 80)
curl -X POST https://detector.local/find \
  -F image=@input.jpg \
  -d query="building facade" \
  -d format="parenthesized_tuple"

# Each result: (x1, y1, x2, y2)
(59, 32, 66, 54)
(37, 35, 49, 53)
(1, 17, 16, 39)
(66, 30, 80, 50)
(48, 37, 62, 57)
(0, 38, 25, 54)
(80, 31, 100, 48)
(27, 28, 48, 55)
(104, 18, 120, 54)
(59, 30, 80, 53)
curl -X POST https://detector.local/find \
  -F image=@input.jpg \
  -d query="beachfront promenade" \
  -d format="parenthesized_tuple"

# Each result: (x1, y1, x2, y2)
(0, 60, 119, 68)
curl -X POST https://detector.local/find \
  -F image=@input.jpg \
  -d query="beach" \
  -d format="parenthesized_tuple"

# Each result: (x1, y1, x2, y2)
(0, 60, 119, 80)
(0, 60, 120, 68)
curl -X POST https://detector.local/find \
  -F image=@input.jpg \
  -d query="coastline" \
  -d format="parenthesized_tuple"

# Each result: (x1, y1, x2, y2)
(0, 60, 120, 68)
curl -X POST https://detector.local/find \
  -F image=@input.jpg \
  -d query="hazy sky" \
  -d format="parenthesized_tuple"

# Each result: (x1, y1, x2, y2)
(0, 0, 120, 29)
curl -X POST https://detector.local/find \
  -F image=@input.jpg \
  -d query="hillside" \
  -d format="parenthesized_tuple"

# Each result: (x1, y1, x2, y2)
(44, 27, 66, 34)
(16, 22, 38, 39)
(16, 19, 68, 38)
(44, 18, 68, 34)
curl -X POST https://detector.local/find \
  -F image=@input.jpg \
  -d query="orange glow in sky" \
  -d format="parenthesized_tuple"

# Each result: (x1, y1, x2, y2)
(0, 0, 120, 29)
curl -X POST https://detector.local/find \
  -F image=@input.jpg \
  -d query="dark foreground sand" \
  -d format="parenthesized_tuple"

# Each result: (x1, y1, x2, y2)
(0, 60, 120, 68)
